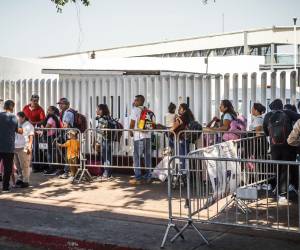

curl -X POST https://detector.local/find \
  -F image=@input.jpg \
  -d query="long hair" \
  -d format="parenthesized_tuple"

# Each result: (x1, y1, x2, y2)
(221, 100, 237, 118)
(43, 106, 60, 128)
(253, 103, 266, 115)
(179, 103, 195, 122)
(97, 104, 110, 116)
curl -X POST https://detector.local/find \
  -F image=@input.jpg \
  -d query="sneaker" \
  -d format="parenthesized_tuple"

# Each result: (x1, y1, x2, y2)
(15, 180, 23, 186)
(2, 188, 10, 193)
(59, 173, 69, 179)
(278, 195, 288, 205)
(20, 182, 29, 188)
(129, 179, 142, 185)
(101, 175, 113, 181)
(262, 184, 272, 191)
(288, 184, 297, 193)
(43, 170, 57, 176)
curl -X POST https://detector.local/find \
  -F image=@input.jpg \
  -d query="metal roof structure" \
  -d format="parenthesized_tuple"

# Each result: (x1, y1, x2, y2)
(42, 26, 300, 59)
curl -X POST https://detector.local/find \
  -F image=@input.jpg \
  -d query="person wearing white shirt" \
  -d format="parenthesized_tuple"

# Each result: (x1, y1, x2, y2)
(129, 95, 152, 185)
(14, 112, 34, 188)
(249, 103, 266, 134)
(164, 102, 176, 128)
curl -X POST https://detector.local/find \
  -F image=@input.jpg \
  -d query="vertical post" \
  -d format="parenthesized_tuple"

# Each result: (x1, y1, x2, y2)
(280, 71, 286, 102)
(251, 72, 257, 102)
(205, 76, 211, 124)
(224, 74, 230, 99)
(271, 72, 277, 101)
(261, 72, 267, 106)
(242, 73, 248, 117)
(290, 71, 297, 105)
(215, 75, 221, 118)
(232, 74, 239, 112)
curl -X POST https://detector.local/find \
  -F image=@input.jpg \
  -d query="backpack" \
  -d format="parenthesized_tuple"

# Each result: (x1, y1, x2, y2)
(98, 116, 123, 142)
(68, 109, 88, 133)
(185, 121, 203, 143)
(268, 111, 292, 145)
(223, 115, 247, 141)
(137, 107, 156, 130)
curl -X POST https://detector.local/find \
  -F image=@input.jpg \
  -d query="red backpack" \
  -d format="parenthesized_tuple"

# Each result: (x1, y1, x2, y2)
(68, 109, 88, 133)
(137, 107, 156, 130)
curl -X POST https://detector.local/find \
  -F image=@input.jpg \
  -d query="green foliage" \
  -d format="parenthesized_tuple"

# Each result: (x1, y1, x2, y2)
(51, 0, 90, 12)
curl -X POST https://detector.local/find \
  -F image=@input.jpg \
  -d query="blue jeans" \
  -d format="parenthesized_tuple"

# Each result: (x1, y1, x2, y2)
(179, 139, 189, 170)
(102, 140, 112, 177)
(133, 138, 152, 180)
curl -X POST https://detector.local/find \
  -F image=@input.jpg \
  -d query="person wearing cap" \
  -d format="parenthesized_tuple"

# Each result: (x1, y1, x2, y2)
(23, 94, 46, 173)
(23, 94, 46, 126)
(56, 130, 80, 181)
(57, 98, 74, 128)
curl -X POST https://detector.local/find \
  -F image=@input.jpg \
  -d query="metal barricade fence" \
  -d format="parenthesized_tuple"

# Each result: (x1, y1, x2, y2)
(81, 128, 177, 182)
(161, 156, 300, 248)
(32, 128, 83, 179)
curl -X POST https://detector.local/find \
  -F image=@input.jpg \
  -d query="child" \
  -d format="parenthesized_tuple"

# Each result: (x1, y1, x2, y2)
(56, 130, 80, 181)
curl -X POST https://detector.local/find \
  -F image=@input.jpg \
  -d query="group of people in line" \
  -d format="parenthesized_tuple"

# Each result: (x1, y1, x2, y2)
(1, 94, 300, 203)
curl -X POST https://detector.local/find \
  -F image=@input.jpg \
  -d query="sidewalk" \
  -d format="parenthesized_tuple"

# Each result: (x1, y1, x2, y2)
(0, 173, 299, 250)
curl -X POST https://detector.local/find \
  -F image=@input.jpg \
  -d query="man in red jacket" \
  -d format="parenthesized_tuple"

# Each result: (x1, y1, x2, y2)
(23, 94, 46, 126)
(23, 94, 46, 172)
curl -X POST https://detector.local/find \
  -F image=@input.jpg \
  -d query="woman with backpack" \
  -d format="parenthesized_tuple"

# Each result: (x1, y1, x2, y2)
(170, 103, 195, 171)
(42, 106, 62, 176)
(206, 100, 237, 131)
(95, 104, 113, 180)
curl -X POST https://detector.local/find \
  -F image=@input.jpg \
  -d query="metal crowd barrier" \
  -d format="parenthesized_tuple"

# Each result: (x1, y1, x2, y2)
(31, 128, 83, 182)
(80, 128, 177, 182)
(161, 156, 300, 248)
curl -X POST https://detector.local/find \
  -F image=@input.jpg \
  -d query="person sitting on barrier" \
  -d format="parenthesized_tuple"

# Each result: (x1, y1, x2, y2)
(206, 100, 237, 132)
(56, 130, 80, 181)
(170, 103, 195, 172)
(129, 95, 154, 185)
(42, 106, 62, 176)
(14, 112, 34, 188)
(263, 99, 300, 203)
(95, 104, 114, 180)
(249, 103, 266, 134)
(165, 103, 177, 128)
(23, 94, 46, 173)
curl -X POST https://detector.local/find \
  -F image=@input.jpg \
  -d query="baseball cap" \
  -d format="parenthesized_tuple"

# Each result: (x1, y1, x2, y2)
(57, 97, 70, 105)
(31, 94, 40, 100)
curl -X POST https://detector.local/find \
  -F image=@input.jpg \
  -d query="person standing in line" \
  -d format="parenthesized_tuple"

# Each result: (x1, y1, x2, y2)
(57, 98, 75, 128)
(129, 95, 153, 185)
(263, 99, 300, 203)
(14, 112, 34, 188)
(0, 100, 22, 192)
(42, 106, 62, 176)
(23, 94, 46, 173)
(164, 102, 177, 128)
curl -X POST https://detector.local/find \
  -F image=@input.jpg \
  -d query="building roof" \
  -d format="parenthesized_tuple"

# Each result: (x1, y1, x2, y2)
(42, 26, 300, 59)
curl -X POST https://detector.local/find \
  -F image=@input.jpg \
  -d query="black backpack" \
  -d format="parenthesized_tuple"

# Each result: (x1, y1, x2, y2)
(268, 111, 292, 145)
(185, 121, 203, 143)
(100, 117, 123, 142)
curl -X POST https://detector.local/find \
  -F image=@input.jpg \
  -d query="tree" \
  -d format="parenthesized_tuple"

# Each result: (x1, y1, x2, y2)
(51, 0, 90, 12)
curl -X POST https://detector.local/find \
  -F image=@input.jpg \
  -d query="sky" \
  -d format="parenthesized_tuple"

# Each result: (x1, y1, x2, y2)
(0, 0, 299, 58)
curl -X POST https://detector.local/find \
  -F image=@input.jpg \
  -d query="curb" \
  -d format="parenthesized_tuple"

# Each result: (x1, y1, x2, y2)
(0, 228, 142, 250)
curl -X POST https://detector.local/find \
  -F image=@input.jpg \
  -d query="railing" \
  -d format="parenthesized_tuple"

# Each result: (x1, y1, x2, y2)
(161, 156, 300, 248)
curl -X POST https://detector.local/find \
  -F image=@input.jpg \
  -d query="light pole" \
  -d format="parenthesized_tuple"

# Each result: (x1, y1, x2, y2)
(293, 17, 297, 71)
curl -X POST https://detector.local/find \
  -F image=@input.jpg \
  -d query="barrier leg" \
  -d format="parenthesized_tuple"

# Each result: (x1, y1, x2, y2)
(161, 220, 184, 248)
